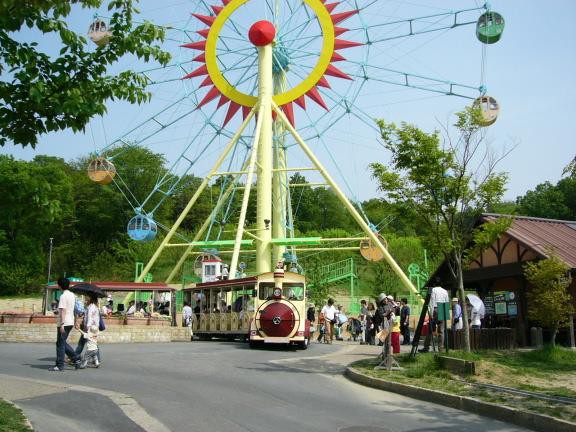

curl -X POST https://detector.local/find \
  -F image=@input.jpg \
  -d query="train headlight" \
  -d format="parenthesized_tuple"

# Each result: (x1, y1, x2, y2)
(273, 288, 282, 298)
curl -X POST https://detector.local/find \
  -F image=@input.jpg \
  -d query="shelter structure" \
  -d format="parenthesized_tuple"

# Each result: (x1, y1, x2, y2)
(44, 281, 176, 324)
(433, 214, 576, 346)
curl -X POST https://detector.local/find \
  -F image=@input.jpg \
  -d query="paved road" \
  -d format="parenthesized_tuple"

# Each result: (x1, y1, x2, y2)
(0, 341, 529, 432)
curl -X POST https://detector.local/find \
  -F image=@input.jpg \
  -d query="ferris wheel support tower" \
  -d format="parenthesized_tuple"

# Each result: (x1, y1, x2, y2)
(136, 20, 420, 298)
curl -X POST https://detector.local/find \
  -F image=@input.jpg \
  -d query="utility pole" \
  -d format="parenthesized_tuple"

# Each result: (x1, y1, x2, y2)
(43, 238, 54, 315)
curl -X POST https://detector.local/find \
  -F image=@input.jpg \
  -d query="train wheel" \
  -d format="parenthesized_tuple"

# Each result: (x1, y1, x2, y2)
(297, 337, 309, 350)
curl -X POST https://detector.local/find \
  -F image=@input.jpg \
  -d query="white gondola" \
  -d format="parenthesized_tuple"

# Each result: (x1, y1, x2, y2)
(473, 95, 500, 126)
(88, 19, 112, 47)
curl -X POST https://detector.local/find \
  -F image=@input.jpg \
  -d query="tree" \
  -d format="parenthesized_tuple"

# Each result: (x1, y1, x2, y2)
(0, 155, 74, 294)
(516, 181, 573, 220)
(524, 254, 574, 346)
(370, 107, 511, 351)
(563, 155, 576, 179)
(0, 0, 171, 147)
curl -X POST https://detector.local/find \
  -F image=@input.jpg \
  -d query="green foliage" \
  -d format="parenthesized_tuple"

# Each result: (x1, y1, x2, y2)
(0, 399, 32, 432)
(563, 155, 576, 179)
(516, 178, 576, 221)
(0, 155, 74, 294)
(0, 0, 171, 147)
(370, 107, 509, 282)
(524, 254, 574, 346)
(289, 173, 355, 233)
(303, 255, 331, 307)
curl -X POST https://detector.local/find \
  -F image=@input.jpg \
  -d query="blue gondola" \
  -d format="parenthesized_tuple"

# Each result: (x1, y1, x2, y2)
(127, 215, 157, 242)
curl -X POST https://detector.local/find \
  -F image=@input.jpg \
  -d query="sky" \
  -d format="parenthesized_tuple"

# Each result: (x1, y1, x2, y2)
(2, 0, 575, 210)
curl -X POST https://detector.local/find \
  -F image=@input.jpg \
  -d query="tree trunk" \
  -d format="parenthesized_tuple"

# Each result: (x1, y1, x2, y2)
(455, 257, 471, 352)
(551, 325, 558, 347)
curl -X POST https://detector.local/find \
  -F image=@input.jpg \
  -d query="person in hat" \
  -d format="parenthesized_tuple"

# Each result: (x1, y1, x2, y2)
(50, 277, 80, 371)
(221, 264, 229, 280)
(452, 297, 463, 330)
(77, 325, 100, 369)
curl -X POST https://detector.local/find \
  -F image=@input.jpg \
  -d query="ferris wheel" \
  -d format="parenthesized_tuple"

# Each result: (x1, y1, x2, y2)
(86, 0, 505, 290)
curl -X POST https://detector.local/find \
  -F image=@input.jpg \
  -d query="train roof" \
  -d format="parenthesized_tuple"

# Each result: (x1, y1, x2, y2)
(184, 271, 305, 291)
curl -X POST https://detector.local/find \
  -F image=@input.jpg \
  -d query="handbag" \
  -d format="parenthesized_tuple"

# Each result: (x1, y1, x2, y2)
(98, 314, 106, 331)
(376, 328, 389, 343)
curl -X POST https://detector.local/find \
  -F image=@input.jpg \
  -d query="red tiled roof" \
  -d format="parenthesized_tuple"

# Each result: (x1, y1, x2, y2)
(46, 281, 173, 291)
(482, 214, 576, 269)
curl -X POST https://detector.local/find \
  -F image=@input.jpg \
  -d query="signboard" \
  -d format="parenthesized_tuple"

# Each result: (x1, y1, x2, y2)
(495, 301, 507, 315)
(484, 295, 495, 315)
(507, 302, 518, 316)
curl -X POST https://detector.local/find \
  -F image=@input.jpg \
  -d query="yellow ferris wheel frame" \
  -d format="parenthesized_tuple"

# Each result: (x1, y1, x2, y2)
(205, 0, 336, 107)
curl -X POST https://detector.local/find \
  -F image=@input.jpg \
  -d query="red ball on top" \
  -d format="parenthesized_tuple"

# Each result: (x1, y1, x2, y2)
(248, 20, 276, 46)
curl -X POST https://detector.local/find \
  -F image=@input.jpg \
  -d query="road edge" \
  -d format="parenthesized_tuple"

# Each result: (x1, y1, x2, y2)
(345, 367, 576, 432)
(0, 373, 171, 432)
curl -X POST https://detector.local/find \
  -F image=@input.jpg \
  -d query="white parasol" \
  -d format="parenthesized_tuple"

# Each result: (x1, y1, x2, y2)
(466, 294, 485, 318)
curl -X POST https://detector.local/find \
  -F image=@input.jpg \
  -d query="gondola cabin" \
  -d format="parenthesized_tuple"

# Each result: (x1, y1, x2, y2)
(476, 11, 505, 44)
(183, 271, 311, 349)
(127, 215, 158, 242)
(87, 157, 116, 185)
(473, 95, 500, 126)
(88, 18, 112, 46)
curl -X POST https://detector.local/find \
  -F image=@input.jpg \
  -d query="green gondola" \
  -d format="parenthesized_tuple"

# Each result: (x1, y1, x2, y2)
(476, 11, 505, 44)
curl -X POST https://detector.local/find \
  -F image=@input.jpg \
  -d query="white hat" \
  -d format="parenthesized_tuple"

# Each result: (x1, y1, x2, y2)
(386, 295, 394, 301)
(378, 293, 386, 302)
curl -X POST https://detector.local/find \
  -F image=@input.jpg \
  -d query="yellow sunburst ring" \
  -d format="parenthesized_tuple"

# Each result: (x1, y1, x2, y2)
(205, 0, 335, 107)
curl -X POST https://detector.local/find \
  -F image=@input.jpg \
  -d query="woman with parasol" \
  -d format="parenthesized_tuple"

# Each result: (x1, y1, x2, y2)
(71, 283, 106, 366)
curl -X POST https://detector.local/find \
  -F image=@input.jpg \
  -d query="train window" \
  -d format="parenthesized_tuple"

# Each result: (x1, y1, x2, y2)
(259, 283, 304, 301)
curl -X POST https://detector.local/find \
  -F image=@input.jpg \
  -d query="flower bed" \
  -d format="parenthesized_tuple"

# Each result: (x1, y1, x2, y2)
(1, 313, 32, 324)
(31, 314, 56, 324)
(125, 316, 149, 326)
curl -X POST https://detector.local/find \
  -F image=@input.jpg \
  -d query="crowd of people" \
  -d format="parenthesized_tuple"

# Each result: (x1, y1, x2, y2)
(309, 283, 484, 354)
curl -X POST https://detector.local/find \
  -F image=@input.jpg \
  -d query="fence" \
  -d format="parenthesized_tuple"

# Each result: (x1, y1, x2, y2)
(448, 328, 515, 350)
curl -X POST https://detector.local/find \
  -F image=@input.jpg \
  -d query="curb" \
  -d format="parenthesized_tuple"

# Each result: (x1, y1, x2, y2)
(345, 367, 576, 432)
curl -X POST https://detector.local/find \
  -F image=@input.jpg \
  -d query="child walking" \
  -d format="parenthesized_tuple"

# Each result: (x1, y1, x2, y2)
(78, 325, 100, 369)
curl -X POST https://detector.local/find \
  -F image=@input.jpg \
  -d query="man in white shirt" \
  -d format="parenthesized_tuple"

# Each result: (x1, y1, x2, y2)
(126, 300, 136, 315)
(50, 278, 80, 371)
(182, 302, 193, 327)
(419, 280, 450, 353)
(321, 298, 337, 344)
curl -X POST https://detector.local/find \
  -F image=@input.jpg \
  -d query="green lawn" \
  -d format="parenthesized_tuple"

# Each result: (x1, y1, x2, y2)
(351, 346, 576, 423)
(0, 399, 32, 432)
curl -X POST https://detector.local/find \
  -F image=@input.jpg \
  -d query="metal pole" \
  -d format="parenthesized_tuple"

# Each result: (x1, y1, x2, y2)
(272, 102, 420, 298)
(47, 237, 53, 284)
(43, 237, 53, 314)
(255, 41, 273, 274)
(165, 159, 252, 283)
(229, 108, 264, 278)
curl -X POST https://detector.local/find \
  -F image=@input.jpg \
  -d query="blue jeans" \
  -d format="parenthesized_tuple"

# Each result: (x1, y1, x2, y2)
(56, 326, 77, 368)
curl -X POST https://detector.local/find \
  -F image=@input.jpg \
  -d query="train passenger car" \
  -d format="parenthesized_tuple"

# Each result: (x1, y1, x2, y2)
(183, 270, 311, 349)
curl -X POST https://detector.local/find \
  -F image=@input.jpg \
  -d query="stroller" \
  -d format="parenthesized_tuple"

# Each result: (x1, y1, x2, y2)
(348, 318, 363, 341)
